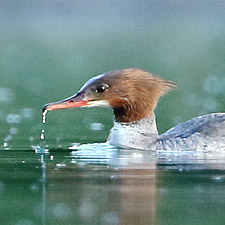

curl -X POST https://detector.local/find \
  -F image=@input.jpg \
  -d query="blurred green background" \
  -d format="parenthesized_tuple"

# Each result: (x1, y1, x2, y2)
(1, 0, 225, 150)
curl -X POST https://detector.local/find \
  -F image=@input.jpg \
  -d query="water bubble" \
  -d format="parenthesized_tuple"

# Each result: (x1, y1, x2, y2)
(21, 108, 33, 119)
(6, 114, 21, 124)
(89, 122, 104, 131)
(0, 88, 14, 102)
(9, 127, 18, 135)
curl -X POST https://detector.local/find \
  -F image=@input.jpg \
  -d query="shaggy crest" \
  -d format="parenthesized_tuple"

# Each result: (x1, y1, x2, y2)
(101, 69, 176, 122)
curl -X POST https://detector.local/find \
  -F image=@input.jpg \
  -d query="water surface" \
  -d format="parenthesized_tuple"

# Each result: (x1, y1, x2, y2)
(1, 147, 225, 225)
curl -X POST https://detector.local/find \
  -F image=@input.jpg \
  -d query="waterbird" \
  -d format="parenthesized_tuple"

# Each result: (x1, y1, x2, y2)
(43, 68, 225, 151)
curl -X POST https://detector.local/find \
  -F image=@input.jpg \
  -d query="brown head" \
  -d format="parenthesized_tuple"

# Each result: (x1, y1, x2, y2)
(43, 69, 176, 123)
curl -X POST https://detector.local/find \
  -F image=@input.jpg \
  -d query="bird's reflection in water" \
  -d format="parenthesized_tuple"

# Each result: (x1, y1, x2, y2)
(71, 143, 157, 225)
(39, 144, 225, 225)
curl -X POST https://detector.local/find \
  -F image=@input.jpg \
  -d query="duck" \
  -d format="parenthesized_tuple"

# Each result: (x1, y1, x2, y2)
(43, 68, 225, 151)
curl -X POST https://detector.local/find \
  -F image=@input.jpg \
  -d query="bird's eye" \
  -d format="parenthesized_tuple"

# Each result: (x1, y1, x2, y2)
(96, 84, 109, 93)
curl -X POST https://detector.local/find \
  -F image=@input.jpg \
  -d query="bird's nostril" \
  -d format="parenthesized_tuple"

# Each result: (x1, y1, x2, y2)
(69, 100, 74, 103)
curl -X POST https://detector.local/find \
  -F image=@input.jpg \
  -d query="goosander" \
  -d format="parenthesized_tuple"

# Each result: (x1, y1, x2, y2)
(43, 69, 225, 151)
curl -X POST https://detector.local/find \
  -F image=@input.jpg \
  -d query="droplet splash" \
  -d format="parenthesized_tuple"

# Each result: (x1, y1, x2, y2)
(3, 134, 12, 150)
(3, 142, 10, 150)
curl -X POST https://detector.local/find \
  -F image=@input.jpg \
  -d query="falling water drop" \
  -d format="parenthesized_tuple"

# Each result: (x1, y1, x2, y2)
(42, 110, 48, 124)
(35, 109, 49, 154)
(40, 129, 45, 140)
(40, 109, 48, 141)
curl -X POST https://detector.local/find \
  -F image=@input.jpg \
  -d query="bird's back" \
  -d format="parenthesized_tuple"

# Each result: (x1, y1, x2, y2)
(156, 113, 225, 151)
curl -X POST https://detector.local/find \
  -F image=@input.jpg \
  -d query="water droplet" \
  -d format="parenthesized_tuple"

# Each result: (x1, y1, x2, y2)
(3, 142, 10, 150)
(42, 110, 48, 124)
(40, 130, 45, 140)
(3, 142, 8, 147)
(37, 110, 48, 153)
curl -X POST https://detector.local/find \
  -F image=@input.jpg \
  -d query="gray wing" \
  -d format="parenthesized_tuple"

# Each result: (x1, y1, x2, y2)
(156, 113, 225, 151)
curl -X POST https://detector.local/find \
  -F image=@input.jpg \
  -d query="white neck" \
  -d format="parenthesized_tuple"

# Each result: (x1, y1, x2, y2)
(108, 115, 158, 150)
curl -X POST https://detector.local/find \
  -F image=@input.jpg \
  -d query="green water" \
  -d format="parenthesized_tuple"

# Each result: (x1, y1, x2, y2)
(1, 149, 225, 225)
(1, 1, 225, 224)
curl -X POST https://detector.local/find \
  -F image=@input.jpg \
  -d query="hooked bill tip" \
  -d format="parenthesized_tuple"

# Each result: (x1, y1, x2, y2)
(42, 104, 49, 113)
